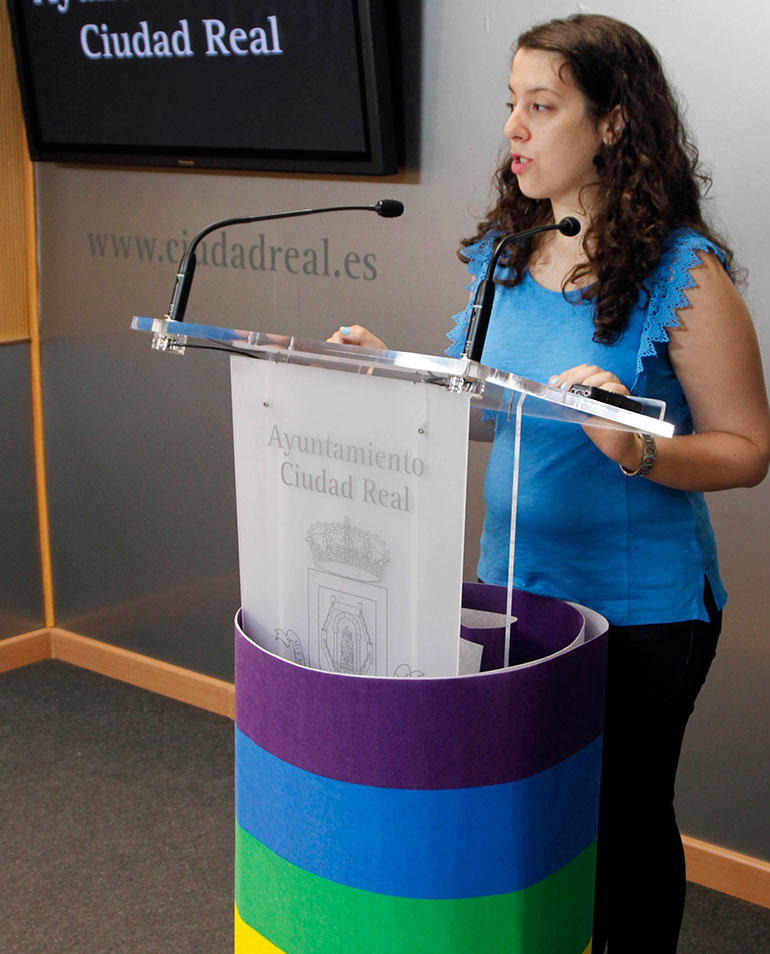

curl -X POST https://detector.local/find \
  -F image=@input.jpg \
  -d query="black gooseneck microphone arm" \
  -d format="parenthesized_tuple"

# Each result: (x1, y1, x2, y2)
(166, 199, 404, 323)
(461, 216, 581, 363)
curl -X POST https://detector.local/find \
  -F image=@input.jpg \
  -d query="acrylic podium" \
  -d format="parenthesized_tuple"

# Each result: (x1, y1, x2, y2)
(132, 316, 673, 954)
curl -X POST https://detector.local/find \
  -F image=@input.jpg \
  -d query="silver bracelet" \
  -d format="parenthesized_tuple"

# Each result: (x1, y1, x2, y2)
(620, 433, 657, 477)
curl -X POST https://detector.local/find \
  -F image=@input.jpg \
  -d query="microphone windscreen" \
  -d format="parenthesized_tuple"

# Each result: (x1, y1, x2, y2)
(375, 199, 405, 218)
(558, 216, 581, 236)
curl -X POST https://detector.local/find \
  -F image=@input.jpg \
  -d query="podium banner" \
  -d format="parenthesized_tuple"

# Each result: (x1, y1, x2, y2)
(234, 584, 608, 954)
(231, 356, 470, 678)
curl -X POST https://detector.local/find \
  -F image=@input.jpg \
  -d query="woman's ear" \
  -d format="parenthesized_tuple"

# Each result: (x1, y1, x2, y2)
(601, 105, 626, 145)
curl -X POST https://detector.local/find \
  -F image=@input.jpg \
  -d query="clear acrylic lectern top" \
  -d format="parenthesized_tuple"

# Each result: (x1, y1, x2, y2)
(131, 316, 674, 438)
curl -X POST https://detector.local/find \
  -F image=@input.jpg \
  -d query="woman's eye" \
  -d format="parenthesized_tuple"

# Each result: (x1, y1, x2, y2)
(507, 101, 550, 115)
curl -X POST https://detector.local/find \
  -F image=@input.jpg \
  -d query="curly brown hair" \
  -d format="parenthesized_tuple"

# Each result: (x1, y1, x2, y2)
(461, 14, 734, 343)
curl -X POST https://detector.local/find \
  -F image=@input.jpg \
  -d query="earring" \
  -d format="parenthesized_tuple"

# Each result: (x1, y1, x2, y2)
(592, 151, 606, 173)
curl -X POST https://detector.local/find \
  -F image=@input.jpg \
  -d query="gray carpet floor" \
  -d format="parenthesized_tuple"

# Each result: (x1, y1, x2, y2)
(1, 660, 768, 953)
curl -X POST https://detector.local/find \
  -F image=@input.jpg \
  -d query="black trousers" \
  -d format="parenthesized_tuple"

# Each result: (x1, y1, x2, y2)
(592, 584, 722, 953)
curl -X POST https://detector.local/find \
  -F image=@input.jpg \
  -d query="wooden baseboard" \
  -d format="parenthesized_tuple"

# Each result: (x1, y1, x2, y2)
(0, 628, 51, 673)
(683, 835, 770, 908)
(48, 628, 234, 719)
(2, 628, 768, 907)
(1, 627, 234, 717)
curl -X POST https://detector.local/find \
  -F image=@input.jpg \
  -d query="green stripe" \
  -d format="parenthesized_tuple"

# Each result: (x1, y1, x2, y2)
(235, 825, 595, 954)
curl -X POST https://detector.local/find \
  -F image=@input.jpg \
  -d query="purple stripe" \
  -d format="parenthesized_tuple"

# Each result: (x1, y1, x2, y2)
(235, 585, 608, 789)
(460, 582, 584, 670)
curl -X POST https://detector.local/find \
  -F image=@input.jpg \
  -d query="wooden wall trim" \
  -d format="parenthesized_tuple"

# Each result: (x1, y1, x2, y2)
(683, 835, 770, 909)
(28, 180, 55, 628)
(0, 629, 51, 673)
(49, 628, 235, 719)
(2, 629, 768, 907)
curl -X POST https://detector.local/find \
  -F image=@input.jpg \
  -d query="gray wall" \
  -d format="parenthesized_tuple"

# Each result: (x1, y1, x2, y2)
(0, 343, 44, 637)
(35, 0, 769, 861)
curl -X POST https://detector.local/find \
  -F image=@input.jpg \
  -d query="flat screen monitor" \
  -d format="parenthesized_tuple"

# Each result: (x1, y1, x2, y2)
(6, 0, 399, 175)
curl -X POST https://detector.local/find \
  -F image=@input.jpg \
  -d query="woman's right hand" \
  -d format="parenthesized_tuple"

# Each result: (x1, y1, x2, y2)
(326, 324, 387, 349)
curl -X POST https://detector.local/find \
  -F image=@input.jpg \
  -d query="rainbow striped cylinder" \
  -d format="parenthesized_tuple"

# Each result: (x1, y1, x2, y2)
(235, 584, 607, 954)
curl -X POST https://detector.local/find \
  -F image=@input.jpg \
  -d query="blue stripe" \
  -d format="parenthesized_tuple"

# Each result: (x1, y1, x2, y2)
(235, 727, 601, 899)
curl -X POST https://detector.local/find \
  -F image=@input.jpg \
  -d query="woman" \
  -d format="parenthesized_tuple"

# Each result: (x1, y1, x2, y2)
(330, 14, 770, 953)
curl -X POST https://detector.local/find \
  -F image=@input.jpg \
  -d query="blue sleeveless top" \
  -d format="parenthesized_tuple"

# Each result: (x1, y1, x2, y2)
(447, 227, 728, 625)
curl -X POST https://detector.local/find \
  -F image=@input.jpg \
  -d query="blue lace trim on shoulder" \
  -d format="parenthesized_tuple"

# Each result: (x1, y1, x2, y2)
(633, 227, 729, 392)
(445, 234, 497, 358)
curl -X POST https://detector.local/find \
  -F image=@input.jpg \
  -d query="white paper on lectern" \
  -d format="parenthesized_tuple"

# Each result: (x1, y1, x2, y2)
(230, 357, 470, 678)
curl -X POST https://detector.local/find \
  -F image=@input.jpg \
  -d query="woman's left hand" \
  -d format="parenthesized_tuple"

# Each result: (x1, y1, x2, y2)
(549, 364, 643, 469)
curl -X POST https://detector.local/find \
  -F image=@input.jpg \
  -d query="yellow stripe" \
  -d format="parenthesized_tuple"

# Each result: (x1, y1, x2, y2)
(234, 901, 593, 954)
(235, 903, 285, 953)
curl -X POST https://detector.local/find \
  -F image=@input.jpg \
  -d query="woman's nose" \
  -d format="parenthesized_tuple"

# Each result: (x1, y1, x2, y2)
(503, 106, 527, 141)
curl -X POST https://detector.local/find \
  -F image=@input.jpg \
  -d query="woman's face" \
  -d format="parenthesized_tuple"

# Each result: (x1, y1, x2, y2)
(504, 48, 613, 214)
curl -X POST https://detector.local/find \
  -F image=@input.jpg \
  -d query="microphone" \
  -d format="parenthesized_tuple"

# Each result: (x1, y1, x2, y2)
(556, 216, 580, 237)
(166, 200, 404, 323)
(375, 199, 404, 218)
(462, 216, 581, 362)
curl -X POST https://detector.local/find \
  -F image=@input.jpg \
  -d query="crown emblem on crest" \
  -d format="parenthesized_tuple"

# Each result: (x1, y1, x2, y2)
(306, 516, 390, 582)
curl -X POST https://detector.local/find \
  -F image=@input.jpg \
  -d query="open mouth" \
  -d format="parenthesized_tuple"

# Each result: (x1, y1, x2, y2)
(510, 155, 532, 173)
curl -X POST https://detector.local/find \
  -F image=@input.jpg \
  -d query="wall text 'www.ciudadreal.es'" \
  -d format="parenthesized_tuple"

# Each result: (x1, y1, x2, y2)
(87, 230, 379, 280)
